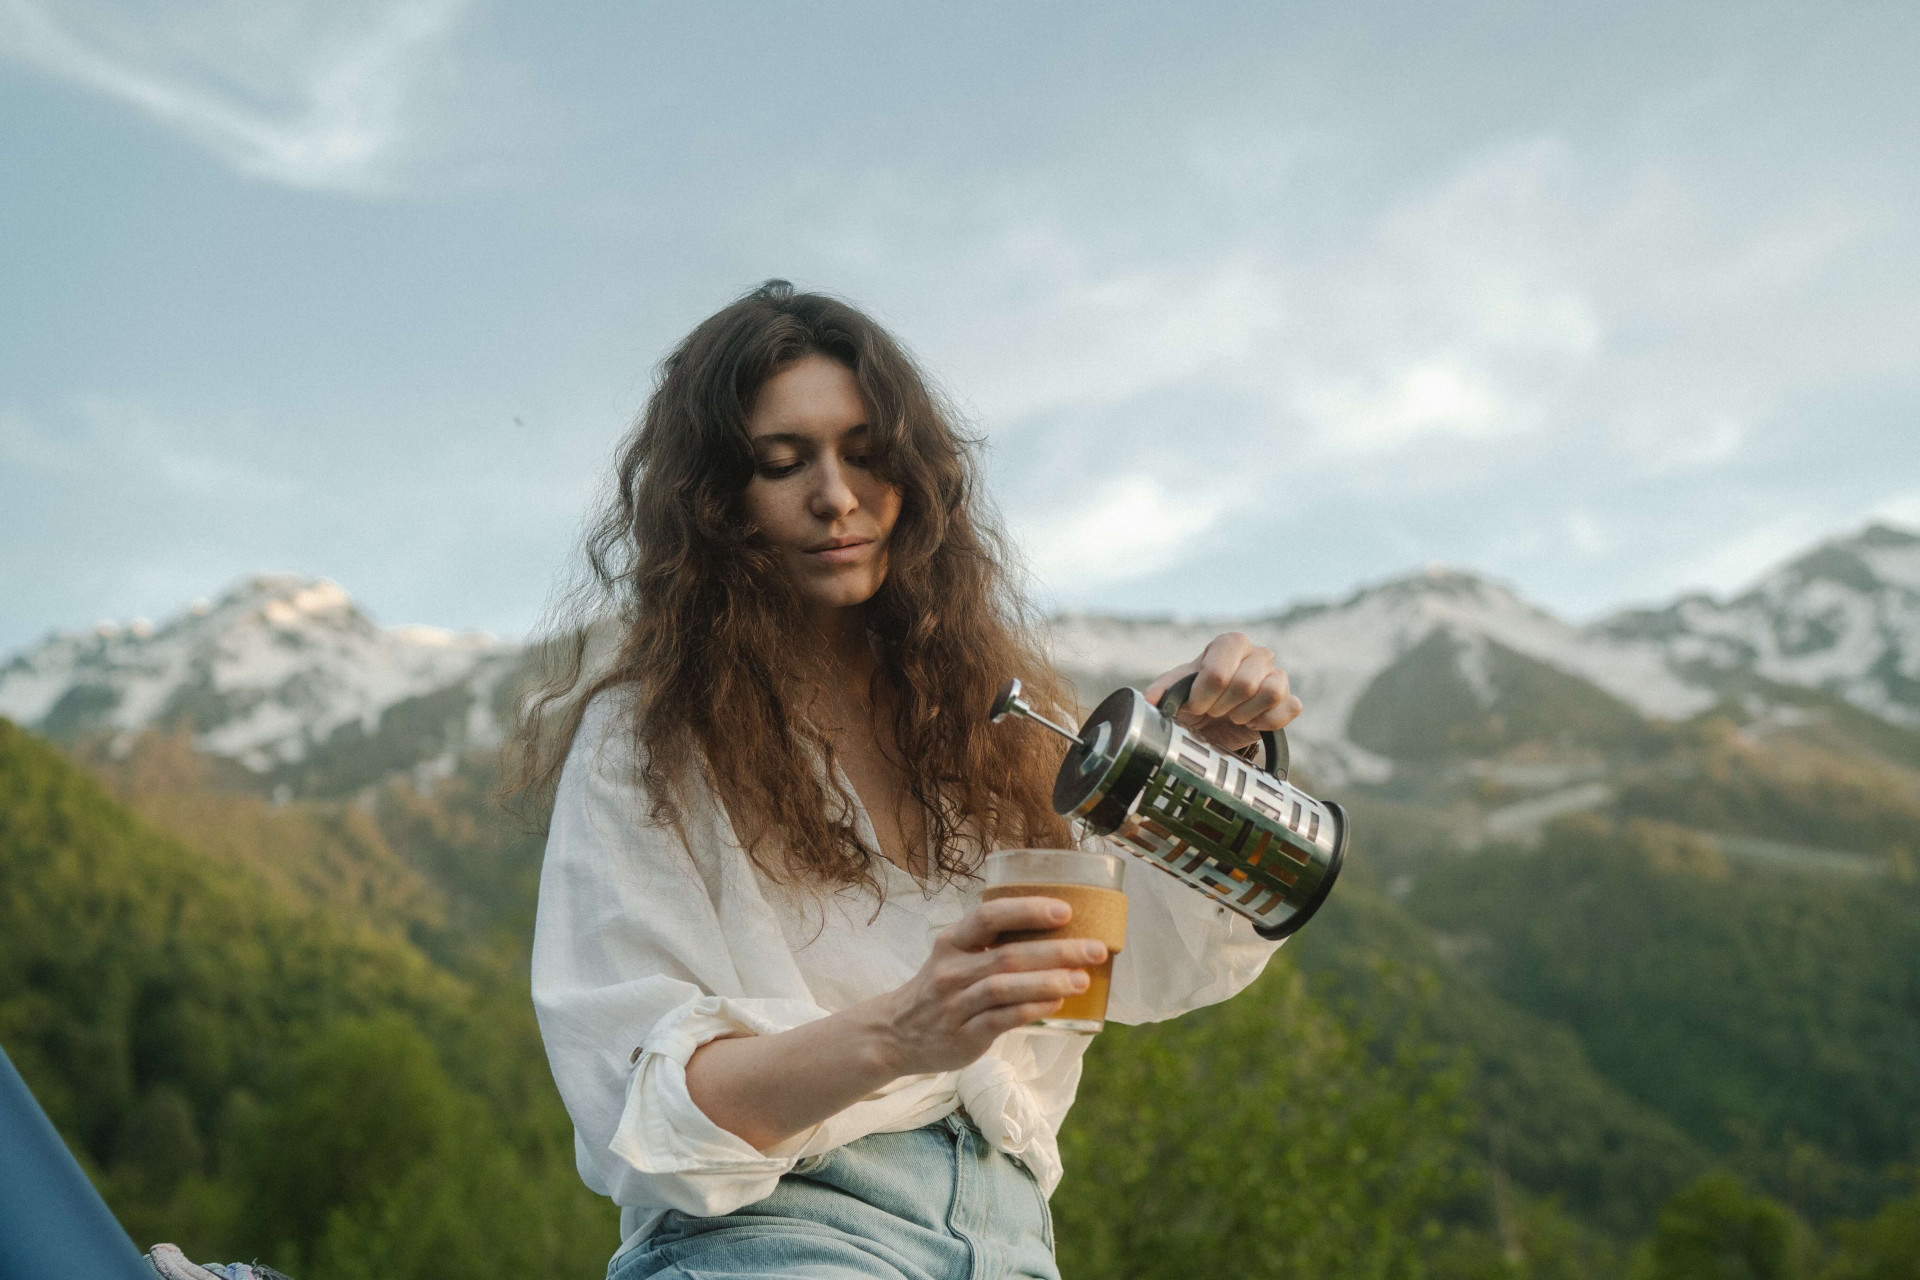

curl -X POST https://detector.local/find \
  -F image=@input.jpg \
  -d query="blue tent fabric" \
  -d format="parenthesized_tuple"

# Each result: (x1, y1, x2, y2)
(0, 1040, 155, 1279)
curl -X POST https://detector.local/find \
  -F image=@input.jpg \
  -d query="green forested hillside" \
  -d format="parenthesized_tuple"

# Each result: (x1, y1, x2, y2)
(1330, 669, 1920, 1276)
(0, 719, 614, 1275)
(68, 729, 545, 971)
(1286, 882, 1711, 1239)
(1058, 960, 1502, 1279)
(1615, 714, 1920, 865)
(7, 713, 1920, 1279)
(11, 718, 1529, 1276)
(1409, 814, 1920, 1223)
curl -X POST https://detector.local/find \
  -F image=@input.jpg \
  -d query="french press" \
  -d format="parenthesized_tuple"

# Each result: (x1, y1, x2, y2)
(991, 672, 1347, 939)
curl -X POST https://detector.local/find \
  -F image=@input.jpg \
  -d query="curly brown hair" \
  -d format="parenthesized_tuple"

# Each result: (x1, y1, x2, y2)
(506, 280, 1073, 897)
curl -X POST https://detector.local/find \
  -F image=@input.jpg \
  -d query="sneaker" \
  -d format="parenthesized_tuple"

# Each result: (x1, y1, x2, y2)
(145, 1243, 295, 1280)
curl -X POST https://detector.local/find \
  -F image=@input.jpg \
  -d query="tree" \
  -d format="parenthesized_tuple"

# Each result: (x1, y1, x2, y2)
(1824, 1182, 1920, 1280)
(1053, 961, 1484, 1279)
(1631, 1173, 1810, 1280)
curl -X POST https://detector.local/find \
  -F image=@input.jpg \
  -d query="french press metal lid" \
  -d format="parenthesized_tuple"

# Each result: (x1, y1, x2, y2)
(992, 672, 1347, 940)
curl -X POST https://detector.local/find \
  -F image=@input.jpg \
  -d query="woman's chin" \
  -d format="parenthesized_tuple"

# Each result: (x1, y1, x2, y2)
(796, 576, 885, 615)
(789, 560, 887, 612)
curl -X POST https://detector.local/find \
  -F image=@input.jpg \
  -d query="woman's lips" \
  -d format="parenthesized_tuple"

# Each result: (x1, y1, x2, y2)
(806, 539, 872, 564)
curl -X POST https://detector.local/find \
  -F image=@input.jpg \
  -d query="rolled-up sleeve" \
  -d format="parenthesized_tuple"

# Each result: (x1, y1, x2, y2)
(1103, 843, 1285, 1025)
(608, 993, 837, 1214)
(530, 696, 813, 1215)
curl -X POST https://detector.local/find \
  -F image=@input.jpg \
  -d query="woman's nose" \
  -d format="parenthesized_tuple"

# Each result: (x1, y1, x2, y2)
(809, 460, 858, 519)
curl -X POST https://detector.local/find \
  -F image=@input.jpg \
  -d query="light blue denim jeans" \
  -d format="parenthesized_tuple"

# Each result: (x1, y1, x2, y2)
(609, 1112, 1060, 1279)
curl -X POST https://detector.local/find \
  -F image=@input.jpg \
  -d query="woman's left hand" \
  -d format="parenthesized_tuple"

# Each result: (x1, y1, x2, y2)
(1144, 632, 1302, 754)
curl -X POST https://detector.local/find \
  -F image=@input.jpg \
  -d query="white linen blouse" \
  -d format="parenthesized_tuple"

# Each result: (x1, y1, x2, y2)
(531, 690, 1284, 1258)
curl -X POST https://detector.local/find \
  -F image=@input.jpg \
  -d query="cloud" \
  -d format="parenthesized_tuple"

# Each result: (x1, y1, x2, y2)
(0, 394, 297, 498)
(770, 111, 1909, 612)
(1014, 474, 1230, 589)
(1566, 508, 1609, 556)
(1296, 358, 1513, 455)
(802, 137, 1620, 468)
(812, 192, 1286, 428)
(965, 251, 1283, 425)
(1613, 413, 1746, 477)
(1274, 139, 1605, 458)
(6, 5, 1913, 639)
(0, 0, 473, 193)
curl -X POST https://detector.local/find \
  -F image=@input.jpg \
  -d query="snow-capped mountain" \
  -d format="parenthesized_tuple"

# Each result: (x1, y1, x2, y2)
(1050, 522, 1920, 781)
(1050, 568, 1711, 782)
(0, 576, 520, 789)
(1601, 523, 1920, 729)
(5, 522, 1918, 793)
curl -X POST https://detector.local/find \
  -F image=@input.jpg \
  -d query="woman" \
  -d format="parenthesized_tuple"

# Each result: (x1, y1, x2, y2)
(518, 281, 1303, 1279)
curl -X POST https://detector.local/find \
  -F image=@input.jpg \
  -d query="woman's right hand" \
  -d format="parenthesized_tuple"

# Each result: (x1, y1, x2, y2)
(685, 896, 1108, 1151)
(874, 896, 1109, 1077)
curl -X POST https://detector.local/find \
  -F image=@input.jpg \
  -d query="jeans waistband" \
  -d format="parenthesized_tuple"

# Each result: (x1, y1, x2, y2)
(938, 1107, 979, 1138)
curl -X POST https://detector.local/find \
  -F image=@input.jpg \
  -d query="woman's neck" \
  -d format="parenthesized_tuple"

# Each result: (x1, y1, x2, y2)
(802, 603, 877, 699)
(798, 603, 925, 879)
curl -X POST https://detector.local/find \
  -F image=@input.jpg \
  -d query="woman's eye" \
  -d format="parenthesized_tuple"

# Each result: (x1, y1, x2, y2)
(845, 453, 872, 469)
(756, 460, 802, 479)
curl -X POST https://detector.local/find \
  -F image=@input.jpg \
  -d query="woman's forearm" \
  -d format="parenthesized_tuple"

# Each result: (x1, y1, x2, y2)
(682, 896, 1098, 1152)
(683, 994, 904, 1151)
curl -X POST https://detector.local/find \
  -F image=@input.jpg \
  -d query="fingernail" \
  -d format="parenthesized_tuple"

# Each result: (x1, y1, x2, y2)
(1070, 971, 1090, 991)
(1048, 901, 1070, 922)
(1084, 942, 1107, 962)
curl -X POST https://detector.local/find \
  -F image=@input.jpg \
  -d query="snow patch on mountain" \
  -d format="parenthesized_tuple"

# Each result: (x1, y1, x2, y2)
(0, 575, 517, 774)
(1604, 523, 1920, 728)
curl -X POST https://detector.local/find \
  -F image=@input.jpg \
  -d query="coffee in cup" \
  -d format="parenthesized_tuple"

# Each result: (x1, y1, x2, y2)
(981, 848, 1127, 1034)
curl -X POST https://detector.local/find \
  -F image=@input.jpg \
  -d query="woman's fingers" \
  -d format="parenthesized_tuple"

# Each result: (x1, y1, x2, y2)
(941, 895, 1068, 952)
(1147, 637, 1299, 714)
(1142, 662, 1198, 706)
(1147, 633, 1304, 736)
(910, 896, 1118, 1058)
(957, 936, 1106, 987)
(892, 898, 1117, 1071)
(1208, 641, 1274, 719)
(953, 967, 1089, 1023)
(1155, 633, 1279, 719)
(1220, 669, 1302, 729)
(1180, 632, 1255, 718)
(1213, 669, 1282, 726)
(964, 998, 1069, 1042)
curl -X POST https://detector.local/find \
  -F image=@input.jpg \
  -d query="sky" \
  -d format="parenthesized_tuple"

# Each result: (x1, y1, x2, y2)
(3, 1, 1919, 653)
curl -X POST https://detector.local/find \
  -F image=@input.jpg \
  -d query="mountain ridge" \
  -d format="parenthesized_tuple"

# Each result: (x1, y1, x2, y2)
(5, 521, 1917, 792)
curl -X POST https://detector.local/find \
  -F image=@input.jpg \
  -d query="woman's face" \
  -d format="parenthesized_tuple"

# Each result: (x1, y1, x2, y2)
(742, 354, 904, 619)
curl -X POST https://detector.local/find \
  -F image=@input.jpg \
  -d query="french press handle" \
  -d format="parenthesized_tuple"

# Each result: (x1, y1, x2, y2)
(1156, 671, 1291, 782)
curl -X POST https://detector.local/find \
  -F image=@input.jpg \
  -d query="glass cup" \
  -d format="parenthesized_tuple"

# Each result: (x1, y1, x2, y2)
(980, 848, 1128, 1034)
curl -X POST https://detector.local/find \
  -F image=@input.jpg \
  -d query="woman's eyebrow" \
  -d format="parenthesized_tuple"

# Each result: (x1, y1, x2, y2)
(749, 431, 814, 449)
(750, 424, 871, 449)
